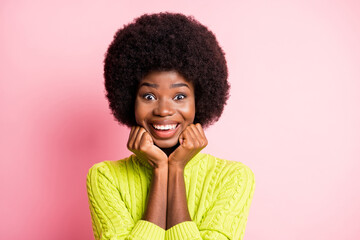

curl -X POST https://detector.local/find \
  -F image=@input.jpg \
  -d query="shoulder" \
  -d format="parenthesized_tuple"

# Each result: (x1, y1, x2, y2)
(86, 156, 134, 186)
(87, 160, 118, 178)
(87, 155, 135, 174)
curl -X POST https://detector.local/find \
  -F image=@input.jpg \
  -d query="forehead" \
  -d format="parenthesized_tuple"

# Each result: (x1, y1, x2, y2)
(140, 71, 193, 88)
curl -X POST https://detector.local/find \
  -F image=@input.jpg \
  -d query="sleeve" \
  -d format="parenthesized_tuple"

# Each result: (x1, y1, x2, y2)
(86, 163, 165, 240)
(165, 165, 255, 240)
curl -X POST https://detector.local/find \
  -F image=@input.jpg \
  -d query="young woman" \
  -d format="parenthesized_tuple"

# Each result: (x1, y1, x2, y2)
(87, 12, 255, 240)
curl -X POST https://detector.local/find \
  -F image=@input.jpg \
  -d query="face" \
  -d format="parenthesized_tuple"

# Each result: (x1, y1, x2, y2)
(135, 71, 195, 149)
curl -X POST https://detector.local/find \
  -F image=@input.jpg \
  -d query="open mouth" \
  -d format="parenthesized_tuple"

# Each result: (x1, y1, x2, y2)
(150, 123, 180, 138)
(151, 123, 178, 131)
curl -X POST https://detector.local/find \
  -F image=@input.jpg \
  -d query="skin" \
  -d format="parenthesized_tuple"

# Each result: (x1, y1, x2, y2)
(127, 71, 208, 230)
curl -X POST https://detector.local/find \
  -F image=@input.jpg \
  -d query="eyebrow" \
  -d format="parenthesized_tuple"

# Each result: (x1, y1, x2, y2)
(139, 82, 158, 88)
(139, 82, 190, 89)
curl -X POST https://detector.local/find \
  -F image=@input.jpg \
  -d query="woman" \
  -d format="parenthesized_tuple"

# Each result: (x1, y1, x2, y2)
(87, 12, 255, 240)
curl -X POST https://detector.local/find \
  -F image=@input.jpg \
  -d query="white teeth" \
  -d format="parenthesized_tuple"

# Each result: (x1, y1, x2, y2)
(152, 124, 177, 130)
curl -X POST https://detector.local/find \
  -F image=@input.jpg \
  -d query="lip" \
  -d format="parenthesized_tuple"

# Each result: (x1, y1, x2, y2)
(148, 121, 180, 139)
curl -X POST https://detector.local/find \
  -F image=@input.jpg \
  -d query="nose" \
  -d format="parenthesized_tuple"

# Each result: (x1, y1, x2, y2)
(153, 99, 175, 116)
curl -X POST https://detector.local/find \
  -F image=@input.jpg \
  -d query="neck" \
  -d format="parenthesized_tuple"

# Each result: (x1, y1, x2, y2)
(159, 142, 180, 157)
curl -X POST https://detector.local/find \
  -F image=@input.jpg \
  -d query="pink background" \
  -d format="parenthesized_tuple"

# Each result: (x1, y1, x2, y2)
(1, 0, 359, 239)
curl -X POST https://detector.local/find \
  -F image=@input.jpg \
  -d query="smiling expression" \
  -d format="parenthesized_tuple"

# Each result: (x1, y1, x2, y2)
(135, 71, 195, 149)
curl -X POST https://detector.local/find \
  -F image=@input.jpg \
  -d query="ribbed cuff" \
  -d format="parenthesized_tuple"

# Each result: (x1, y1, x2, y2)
(130, 220, 165, 240)
(165, 221, 201, 240)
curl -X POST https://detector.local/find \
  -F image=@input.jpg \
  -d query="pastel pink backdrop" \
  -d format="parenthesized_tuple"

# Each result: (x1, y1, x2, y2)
(1, 0, 359, 239)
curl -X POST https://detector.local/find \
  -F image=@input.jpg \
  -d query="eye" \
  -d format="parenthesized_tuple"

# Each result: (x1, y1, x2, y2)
(142, 93, 156, 101)
(174, 94, 187, 101)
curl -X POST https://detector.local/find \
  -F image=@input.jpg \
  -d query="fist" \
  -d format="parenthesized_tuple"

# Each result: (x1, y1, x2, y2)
(169, 123, 208, 169)
(127, 126, 168, 168)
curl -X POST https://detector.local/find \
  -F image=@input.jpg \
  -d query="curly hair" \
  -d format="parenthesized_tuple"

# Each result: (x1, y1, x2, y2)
(104, 12, 229, 128)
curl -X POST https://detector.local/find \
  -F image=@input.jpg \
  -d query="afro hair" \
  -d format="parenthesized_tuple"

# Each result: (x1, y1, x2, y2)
(104, 12, 230, 128)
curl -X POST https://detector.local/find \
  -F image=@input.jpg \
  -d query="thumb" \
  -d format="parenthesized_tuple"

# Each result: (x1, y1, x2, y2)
(179, 136, 184, 145)
(179, 130, 186, 145)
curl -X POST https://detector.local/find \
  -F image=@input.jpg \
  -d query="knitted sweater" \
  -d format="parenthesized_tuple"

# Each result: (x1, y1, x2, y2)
(86, 152, 255, 240)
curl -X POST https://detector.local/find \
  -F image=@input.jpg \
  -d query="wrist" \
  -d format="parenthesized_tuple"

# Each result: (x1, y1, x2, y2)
(153, 165, 168, 174)
(168, 164, 184, 174)
(150, 158, 168, 169)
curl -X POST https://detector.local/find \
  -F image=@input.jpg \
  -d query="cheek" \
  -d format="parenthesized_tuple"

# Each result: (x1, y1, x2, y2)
(134, 100, 145, 125)
(183, 102, 196, 122)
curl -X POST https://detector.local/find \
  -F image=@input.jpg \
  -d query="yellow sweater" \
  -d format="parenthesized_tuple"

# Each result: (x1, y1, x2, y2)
(86, 152, 255, 240)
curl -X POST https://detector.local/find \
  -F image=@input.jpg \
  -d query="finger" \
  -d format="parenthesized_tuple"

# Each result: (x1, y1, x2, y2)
(130, 126, 135, 136)
(129, 126, 142, 149)
(181, 126, 196, 149)
(194, 123, 207, 146)
(179, 125, 188, 145)
(179, 133, 184, 145)
(195, 123, 206, 139)
(139, 131, 152, 151)
(134, 127, 146, 149)
(188, 125, 201, 148)
(127, 126, 138, 149)
(191, 124, 202, 137)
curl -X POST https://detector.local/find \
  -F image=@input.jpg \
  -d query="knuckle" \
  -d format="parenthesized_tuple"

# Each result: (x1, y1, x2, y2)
(185, 142, 194, 149)
(127, 141, 134, 149)
(139, 144, 147, 152)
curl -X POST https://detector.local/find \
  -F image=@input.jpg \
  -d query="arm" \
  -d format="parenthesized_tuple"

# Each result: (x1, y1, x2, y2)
(86, 126, 169, 240)
(165, 124, 255, 239)
(165, 164, 256, 240)
(127, 126, 169, 229)
(199, 166, 255, 239)
(142, 166, 168, 229)
(166, 165, 191, 228)
(166, 123, 206, 230)
(86, 163, 165, 240)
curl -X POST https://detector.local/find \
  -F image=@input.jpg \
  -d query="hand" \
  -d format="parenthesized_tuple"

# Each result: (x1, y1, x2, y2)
(127, 126, 168, 169)
(168, 123, 208, 169)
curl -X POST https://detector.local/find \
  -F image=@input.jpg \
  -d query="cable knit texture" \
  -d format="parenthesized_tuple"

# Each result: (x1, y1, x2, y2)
(86, 152, 255, 240)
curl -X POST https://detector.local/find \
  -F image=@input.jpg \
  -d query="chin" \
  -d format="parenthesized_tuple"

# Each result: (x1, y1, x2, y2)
(154, 138, 179, 149)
